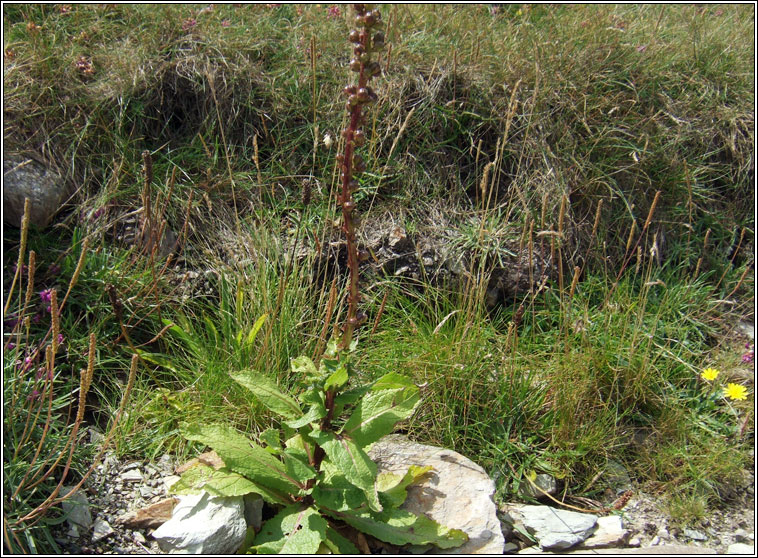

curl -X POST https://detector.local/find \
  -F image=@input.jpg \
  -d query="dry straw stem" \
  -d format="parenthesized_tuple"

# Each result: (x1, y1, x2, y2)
(18, 353, 137, 526)
(5, 198, 30, 316)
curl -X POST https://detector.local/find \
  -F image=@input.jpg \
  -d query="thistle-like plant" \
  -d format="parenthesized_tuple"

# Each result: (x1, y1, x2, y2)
(172, 5, 468, 553)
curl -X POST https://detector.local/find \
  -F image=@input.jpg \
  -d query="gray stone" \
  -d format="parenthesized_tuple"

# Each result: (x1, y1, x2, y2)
(518, 474, 558, 500)
(151, 492, 247, 554)
(579, 515, 628, 548)
(507, 505, 597, 550)
(133, 532, 147, 544)
(368, 434, 504, 554)
(518, 544, 718, 555)
(604, 459, 633, 494)
(91, 518, 115, 542)
(3, 154, 69, 228)
(243, 493, 263, 531)
(61, 486, 93, 531)
(120, 469, 143, 482)
(727, 543, 755, 554)
(504, 542, 520, 553)
(139, 486, 154, 499)
(738, 322, 754, 341)
(683, 528, 708, 541)
(734, 529, 753, 543)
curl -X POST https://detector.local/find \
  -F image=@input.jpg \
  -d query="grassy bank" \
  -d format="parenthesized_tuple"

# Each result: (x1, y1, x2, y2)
(3, 4, 754, 552)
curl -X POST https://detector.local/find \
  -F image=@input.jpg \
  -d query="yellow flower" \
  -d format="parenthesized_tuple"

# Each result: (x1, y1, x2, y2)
(701, 367, 720, 381)
(723, 383, 748, 401)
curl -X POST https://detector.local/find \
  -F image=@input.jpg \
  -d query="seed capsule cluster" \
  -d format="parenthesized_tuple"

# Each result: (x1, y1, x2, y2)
(338, 4, 385, 348)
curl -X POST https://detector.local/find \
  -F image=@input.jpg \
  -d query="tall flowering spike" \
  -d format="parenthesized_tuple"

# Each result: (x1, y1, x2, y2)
(338, 4, 385, 351)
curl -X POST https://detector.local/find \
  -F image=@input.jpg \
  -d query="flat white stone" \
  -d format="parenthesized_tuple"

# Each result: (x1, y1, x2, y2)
(579, 515, 628, 548)
(151, 492, 246, 554)
(508, 505, 597, 550)
(727, 543, 755, 554)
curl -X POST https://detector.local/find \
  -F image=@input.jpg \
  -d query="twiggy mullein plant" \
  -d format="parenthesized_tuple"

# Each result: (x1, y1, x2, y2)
(172, 5, 467, 554)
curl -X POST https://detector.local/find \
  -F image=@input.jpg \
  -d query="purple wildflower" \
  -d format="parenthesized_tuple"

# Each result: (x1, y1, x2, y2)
(40, 289, 53, 303)
(327, 5, 341, 19)
(182, 17, 197, 31)
(49, 264, 61, 275)
(32, 313, 42, 324)
(221, 19, 230, 27)
(7, 342, 16, 350)
(58, 333, 65, 344)
(28, 389, 41, 401)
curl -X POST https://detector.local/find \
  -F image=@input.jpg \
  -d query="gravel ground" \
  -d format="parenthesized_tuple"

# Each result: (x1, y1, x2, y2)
(51, 443, 755, 555)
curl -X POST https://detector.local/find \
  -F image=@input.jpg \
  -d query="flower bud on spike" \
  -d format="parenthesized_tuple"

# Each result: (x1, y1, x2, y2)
(356, 311, 368, 325)
(348, 94, 360, 107)
(343, 85, 357, 96)
(358, 249, 370, 262)
(353, 129, 366, 146)
(343, 200, 356, 212)
(349, 59, 362, 72)
(349, 29, 361, 42)
(356, 88, 370, 102)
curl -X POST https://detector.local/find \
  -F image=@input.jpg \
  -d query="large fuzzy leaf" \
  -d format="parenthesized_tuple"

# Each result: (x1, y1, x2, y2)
(230, 370, 302, 420)
(308, 428, 382, 512)
(169, 463, 285, 504)
(252, 505, 327, 554)
(329, 507, 468, 549)
(282, 447, 317, 483)
(341, 385, 420, 448)
(180, 423, 300, 495)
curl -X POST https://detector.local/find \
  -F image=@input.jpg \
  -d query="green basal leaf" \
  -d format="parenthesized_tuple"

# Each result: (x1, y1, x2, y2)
(323, 363, 349, 391)
(329, 507, 468, 549)
(311, 465, 368, 512)
(308, 428, 382, 512)
(169, 463, 284, 504)
(324, 526, 359, 554)
(286, 389, 326, 429)
(282, 447, 317, 483)
(341, 385, 420, 448)
(230, 370, 302, 420)
(252, 505, 327, 555)
(376, 465, 434, 508)
(259, 428, 282, 454)
(371, 371, 417, 391)
(180, 423, 300, 496)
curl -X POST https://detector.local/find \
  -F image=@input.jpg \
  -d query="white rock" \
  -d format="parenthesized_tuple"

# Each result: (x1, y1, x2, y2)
(368, 434, 504, 554)
(508, 505, 597, 551)
(628, 536, 641, 547)
(92, 517, 115, 542)
(727, 542, 755, 554)
(134, 531, 147, 544)
(151, 492, 247, 554)
(61, 486, 93, 530)
(579, 515, 628, 548)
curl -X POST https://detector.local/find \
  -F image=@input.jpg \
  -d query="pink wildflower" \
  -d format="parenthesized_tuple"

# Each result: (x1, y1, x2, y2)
(182, 17, 197, 31)
(221, 19, 230, 27)
(40, 289, 53, 303)
(327, 5, 341, 19)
